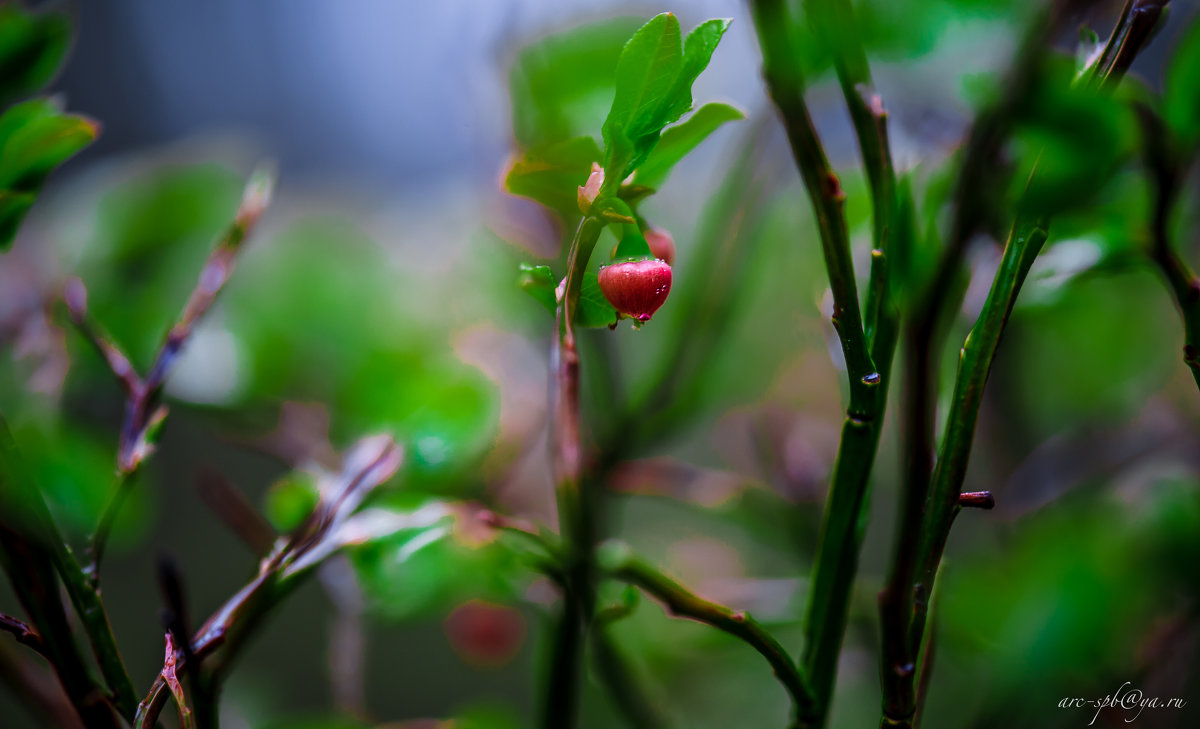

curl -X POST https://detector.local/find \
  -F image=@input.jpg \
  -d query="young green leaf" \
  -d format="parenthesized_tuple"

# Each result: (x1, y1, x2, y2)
(577, 270, 620, 328)
(653, 18, 732, 130)
(518, 263, 617, 328)
(633, 102, 743, 188)
(602, 13, 683, 176)
(0, 5, 72, 107)
(504, 136, 601, 215)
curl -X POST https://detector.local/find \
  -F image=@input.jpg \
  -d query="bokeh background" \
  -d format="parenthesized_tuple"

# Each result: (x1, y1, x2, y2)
(2, 1, 1199, 728)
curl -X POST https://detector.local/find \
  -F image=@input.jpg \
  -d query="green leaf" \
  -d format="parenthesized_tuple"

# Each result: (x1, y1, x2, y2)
(516, 262, 617, 328)
(1165, 16, 1200, 149)
(653, 18, 732, 130)
(0, 99, 97, 188)
(0, 99, 97, 248)
(633, 102, 743, 188)
(602, 13, 683, 174)
(518, 262, 556, 314)
(504, 136, 600, 215)
(0, 6, 71, 106)
(577, 270, 619, 328)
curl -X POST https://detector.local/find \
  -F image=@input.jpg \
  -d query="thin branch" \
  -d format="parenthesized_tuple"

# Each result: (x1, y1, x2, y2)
(1136, 102, 1200, 395)
(68, 167, 275, 584)
(0, 612, 48, 659)
(134, 435, 401, 729)
(543, 214, 605, 729)
(600, 544, 815, 726)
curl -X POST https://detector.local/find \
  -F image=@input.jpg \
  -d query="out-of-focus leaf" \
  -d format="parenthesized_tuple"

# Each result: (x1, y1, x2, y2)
(634, 102, 743, 189)
(0, 99, 96, 248)
(1164, 16, 1200, 149)
(15, 420, 148, 545)
(1009, 60, 1136, 216)
(350, 502, 533, 621)
(518, 262, 556, 314)
(504, 135, 600, 216)
(454, 704, 525, 729)
(856, 0, 1023, 61)
(263, 472, 319, 533)
(0, 5, 71, 106)
(509, 17, 643, 148)
(940, 497, 1158, 723)
(1008, 270, 1176, 434)
(222, 218, 499, 486)
(63, 165, 241, 368)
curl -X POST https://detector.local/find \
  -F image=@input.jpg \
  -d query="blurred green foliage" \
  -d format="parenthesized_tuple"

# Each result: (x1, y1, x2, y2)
(1, 4, 1199, 729)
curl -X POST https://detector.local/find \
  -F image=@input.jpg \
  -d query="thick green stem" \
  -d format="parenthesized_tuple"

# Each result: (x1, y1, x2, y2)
(750, 0, 877, 419)
(785, 2, 904, 726)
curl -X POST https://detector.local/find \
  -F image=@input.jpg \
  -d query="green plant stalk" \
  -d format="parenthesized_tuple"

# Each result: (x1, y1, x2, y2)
(602, 549, 815, 724)
(879, 5, 1172, 725)
(0, 419, 137, 721)
(590, 627, 666, 729)
(792, 1, 903, 725)
(0, 527, 119, 729)
(543, 214, 605, 729)
(750, 0, 877, 422)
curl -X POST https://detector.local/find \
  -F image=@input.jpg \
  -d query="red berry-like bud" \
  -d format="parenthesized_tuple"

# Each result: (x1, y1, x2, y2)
(598, 259, 672, 322)
(444, 599, 526, 668)
(643, 227, 676, 266)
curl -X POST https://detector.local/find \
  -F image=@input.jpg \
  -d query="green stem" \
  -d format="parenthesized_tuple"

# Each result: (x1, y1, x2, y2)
(789, 2, 904, 726)
(543, 215, 605, 729)
(0, 419, 137, 722)
(590, 626, 666, 729)
(750, 0, 877, 421)
(601, 547, 815, 725)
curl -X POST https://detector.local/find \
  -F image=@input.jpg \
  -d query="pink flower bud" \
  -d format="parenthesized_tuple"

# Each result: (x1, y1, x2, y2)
(643, 227, 676, 266)
(598, 259, 672, 322)
(577, 163, 604, 214)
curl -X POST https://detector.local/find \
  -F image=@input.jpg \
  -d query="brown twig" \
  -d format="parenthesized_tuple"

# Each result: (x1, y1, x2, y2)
(64, 167, 275, 584)
(0, 612, 48, 659)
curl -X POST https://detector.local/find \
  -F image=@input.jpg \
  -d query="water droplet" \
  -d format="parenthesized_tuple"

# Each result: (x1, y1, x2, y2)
(861, 372, 881, 385)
